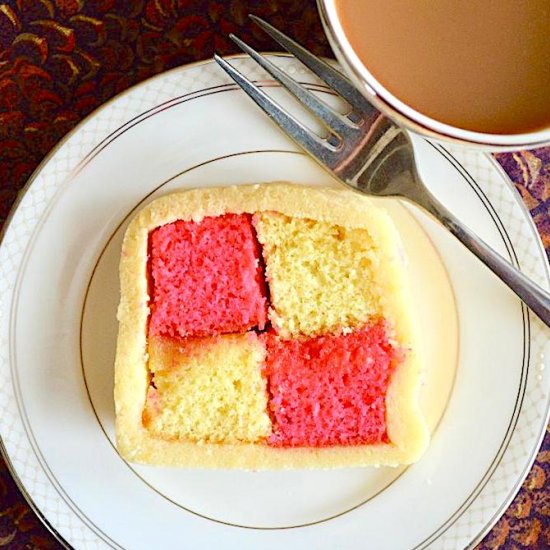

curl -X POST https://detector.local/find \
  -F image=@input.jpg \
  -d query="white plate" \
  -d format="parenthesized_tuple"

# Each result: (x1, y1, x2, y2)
(1, 56, 549, 550)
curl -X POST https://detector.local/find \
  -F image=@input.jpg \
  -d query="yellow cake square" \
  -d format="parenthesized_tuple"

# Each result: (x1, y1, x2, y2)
(143, 333, 271, 443)
(254, 212, 381, 337)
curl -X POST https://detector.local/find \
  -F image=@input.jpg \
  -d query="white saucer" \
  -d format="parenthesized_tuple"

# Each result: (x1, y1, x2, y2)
(0, 55, 549, 550)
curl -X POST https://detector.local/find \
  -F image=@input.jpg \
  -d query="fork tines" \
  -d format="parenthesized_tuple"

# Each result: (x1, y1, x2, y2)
(214, 15, 375, 168)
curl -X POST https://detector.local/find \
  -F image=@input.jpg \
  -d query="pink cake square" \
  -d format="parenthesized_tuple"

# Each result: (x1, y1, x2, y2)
(265, 322, 398, 447)
(149, 214, 267, 338)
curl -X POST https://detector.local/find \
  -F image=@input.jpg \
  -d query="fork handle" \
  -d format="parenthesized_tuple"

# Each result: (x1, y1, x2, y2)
(413, 188, 550, 328)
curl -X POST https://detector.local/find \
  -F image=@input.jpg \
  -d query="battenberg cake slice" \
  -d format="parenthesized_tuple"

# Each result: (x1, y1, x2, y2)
(114, 183, 428, 469)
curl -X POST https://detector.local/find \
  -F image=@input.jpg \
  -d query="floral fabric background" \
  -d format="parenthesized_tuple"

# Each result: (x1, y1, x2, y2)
(0, 0, 548, 548)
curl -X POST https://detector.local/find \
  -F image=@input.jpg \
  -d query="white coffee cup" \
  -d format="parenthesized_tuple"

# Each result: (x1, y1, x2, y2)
(318, 0, 550, 151)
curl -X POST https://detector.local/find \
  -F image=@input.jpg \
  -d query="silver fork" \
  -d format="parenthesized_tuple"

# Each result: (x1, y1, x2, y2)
(214, 15, 550, 328)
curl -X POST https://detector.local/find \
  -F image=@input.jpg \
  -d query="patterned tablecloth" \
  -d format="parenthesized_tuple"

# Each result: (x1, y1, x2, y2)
(0, 1, 548, 548)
